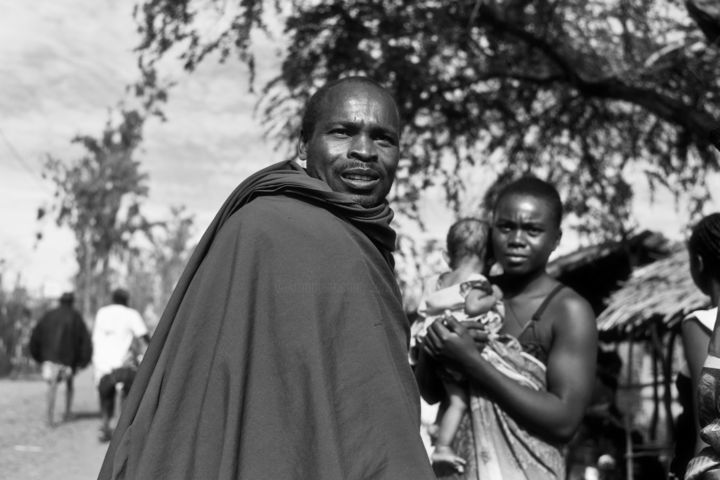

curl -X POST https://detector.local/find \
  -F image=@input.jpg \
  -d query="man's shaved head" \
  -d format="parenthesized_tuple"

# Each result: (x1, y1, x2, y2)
(300, 76, 399, 142)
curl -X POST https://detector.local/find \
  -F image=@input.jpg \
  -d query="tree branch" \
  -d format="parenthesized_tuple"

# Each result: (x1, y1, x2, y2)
(473, 2, 720, 150)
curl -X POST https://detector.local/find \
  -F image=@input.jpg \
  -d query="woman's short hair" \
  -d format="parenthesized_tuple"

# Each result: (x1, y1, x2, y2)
(689, 212, 720, 276)
(495, 176, 563, 228)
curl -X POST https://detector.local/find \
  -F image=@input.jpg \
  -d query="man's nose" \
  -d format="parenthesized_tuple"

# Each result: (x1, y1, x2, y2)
(349, 134, 377, 161)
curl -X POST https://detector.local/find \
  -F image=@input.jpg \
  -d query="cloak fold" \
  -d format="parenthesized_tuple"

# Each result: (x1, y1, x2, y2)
(98, 161, 434, 480)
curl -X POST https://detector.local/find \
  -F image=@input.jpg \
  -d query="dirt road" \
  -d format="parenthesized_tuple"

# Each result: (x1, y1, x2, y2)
(0, 368, 108, 480)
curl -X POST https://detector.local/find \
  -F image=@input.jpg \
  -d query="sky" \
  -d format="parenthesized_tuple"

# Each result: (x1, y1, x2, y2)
(0, 1, 717, 295)
(0, 0, 285, 294)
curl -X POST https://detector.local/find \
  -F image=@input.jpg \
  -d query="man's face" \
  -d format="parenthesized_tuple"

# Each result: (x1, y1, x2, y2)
(492, 193, 561, 276)
(298, 82, 401, 208)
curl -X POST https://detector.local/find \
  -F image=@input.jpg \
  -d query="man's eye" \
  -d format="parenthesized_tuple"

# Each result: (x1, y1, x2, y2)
(376, 135, 396, 146)
(330, 129, 349, 137)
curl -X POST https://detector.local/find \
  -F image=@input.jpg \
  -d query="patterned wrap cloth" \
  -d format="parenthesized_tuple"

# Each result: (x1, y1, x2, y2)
(437, 333, 566, 480)
(686, 355, 720, 479)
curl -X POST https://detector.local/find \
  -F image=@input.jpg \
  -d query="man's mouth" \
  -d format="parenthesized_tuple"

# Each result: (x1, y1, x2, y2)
(340, 168, 380, 190)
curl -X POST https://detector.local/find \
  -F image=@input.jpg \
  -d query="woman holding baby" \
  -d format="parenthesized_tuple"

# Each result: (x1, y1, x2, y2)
(416, 177, 598, 480)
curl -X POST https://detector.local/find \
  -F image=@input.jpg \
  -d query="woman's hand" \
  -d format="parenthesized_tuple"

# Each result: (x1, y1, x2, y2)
(422, 315, 483, 367)
(464, 321, 490, 350)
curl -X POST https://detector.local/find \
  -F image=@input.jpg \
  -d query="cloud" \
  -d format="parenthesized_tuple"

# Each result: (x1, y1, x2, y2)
(0, 0, 283, 291)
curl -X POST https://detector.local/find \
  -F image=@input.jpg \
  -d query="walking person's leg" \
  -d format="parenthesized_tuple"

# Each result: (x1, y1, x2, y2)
(117, 367, 137, 414)
(46, 377, 58, 427)
(42, 362, 59, 427)
(63, 374, 74, 421)
(98, 372, 116, 442)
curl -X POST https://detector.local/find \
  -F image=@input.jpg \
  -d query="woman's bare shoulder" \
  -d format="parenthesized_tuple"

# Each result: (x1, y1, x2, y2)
(551, 286, 597, 334)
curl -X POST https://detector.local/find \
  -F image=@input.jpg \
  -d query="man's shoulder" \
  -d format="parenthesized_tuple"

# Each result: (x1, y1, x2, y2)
(227, 195, 341, 233)
(36, 310, 53, 324)
(95, 304, 114, 317)
(95, 305, 143, 326)
(42, 306, 64, 318)
(96, 304, 132, 319)
(244, 194, 330, 214)
(37, 307, 68, 326)
(32, 314, 50, 333)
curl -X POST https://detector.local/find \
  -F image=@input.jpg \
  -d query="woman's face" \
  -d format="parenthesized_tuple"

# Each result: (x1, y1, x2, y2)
(491, 193, 561, 277)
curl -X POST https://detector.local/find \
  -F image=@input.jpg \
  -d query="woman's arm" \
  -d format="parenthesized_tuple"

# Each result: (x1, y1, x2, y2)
(424, 295, 597, 444)
(682, 319, 711, 453)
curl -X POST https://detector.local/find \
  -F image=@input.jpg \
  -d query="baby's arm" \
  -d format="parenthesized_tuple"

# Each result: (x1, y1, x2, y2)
(465, 289, 497, 316)
(464, 279, 503, 316)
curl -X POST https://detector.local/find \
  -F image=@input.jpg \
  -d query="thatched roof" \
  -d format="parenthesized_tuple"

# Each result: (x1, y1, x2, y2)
(547, 230, 672, 315)
(596, 246, 711, 337)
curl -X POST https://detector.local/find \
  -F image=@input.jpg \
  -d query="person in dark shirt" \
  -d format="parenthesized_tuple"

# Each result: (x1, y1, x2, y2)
(29, 291, 92, 427)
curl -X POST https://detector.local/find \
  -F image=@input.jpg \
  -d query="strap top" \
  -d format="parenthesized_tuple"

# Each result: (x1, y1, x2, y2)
(516, 284, 566, 363)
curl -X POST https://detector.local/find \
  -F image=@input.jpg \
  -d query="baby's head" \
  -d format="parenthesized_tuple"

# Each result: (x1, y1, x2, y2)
(446, 218, 490, 270)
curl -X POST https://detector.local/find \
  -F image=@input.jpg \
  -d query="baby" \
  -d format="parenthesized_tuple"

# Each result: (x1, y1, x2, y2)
(409, 218, 504, 472)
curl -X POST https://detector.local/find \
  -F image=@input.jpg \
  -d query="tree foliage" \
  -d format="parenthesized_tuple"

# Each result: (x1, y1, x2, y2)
(0, 281, 33, 377)
(125, 205, 196, 330)
(131, 0, 720, 241)
(40, 109, 152, 318)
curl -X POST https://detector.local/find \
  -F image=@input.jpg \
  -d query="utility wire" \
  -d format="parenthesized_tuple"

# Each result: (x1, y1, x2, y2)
(0, 128, 49, 190)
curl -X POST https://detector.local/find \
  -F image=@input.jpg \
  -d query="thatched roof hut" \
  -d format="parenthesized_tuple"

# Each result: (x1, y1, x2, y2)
(547, 230, 672, 316)
(597, 246, 711, 339)
(592, 246, 713, 449)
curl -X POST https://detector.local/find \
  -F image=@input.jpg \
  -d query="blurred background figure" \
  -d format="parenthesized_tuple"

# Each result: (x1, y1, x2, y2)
(29, 291, 92, 427)
(92, 288, 150, 442)
(670, 213, 720, 479)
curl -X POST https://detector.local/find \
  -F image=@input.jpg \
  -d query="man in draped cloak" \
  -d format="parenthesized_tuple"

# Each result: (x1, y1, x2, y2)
(97, 77, 435, 480)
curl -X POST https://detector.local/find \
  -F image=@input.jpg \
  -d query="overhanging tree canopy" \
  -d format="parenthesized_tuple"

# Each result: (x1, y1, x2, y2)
(132, 0, 720, 239)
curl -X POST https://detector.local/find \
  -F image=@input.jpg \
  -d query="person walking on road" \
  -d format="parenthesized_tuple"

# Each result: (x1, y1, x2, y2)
(29, 291, 92, 427)
(92, 288, 150, 442)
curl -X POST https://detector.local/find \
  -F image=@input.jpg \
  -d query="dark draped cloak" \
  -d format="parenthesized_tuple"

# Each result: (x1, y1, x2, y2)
(98, 161, 434, 480)
(29, 305, 92, 370)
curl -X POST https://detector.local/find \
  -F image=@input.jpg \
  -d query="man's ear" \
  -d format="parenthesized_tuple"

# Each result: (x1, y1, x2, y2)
(297, 138, 308, 161)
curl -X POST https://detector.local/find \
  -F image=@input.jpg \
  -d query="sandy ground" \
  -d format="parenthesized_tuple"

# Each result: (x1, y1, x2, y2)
(0, 368, 109, 480)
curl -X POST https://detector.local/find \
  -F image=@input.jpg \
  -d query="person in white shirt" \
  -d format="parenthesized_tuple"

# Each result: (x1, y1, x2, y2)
(92, 288, 150, 442)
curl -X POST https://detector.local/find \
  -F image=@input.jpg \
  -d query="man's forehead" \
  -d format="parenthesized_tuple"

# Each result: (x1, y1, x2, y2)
(320, 84, 398, 118)
(325, 80, 389, 100)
